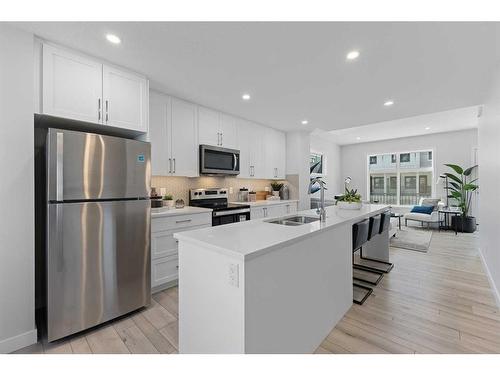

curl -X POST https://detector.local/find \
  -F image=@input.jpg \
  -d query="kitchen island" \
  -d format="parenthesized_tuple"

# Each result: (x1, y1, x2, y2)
(174, 203, 389, 353)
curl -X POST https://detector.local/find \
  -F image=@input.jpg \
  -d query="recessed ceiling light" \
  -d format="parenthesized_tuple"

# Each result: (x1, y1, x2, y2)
(425, 126, 431, 130)
(346, 50, 360, 60)
(106, 34, 121, 44)
(356, 137, 361, 140)
(301, 120, 309, 125)
(383, 100, 394, 107)
(242, 93, 251, 101)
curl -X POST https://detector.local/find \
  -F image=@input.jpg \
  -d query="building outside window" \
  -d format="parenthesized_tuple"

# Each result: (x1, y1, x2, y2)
(368, 150, 434, 205)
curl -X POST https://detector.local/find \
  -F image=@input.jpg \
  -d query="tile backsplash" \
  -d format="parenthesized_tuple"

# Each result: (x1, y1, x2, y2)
(151, 176, 290, 203)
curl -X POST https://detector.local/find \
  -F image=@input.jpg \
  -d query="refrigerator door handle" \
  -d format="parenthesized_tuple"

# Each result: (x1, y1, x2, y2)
(56, 204, 64, 271)
(56, 132, 64, 201)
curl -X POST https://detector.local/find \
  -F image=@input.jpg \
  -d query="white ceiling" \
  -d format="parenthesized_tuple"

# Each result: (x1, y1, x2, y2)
(12, 22, 500, 132)
(315, 106, 480, 145)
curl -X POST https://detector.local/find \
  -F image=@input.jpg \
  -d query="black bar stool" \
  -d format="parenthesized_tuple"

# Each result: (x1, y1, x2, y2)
(353, 215, 385, 286)
(356, 211, 394, 273)
(352, 219, 373, 304)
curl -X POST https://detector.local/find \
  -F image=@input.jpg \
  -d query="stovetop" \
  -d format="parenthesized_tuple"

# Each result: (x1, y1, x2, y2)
(190, 200, 250, 212)
(189, 188, 250, 212)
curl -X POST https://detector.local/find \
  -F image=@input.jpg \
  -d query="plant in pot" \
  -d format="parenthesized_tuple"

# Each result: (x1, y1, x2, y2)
(163, 194, 175, 209)
(270, 181, 284, 197)
(444, 163, 478, 233)
(336, 188, 362, 210)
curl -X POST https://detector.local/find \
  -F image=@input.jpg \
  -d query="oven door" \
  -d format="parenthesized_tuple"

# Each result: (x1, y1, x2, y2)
(200, 145, 240, 175)
(212, 209, 251, 226)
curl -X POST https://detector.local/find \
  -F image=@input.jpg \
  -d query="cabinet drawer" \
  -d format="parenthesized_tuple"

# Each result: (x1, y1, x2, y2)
(152, 212, 211, 233)
(151, 223, 211, 259)
(284, 203, 298, 215)
(152, 255, 178, 288)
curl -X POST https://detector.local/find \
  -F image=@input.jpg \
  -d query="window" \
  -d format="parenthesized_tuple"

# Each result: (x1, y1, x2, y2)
(400, 153, 410, 163)
(368, 150, 433, 206)
(310, 153, 323, 174)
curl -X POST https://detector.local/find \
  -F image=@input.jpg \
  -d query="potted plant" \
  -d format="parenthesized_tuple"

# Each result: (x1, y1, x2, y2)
(444, 164, 478, 233)
(163, 194, 175, 209)
(270, 181, 284, 197)
(336, 188, 362, 210)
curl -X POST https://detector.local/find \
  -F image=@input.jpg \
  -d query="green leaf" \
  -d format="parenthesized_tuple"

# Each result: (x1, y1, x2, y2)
(464, 183, 478, 191)
(450, 191, 463, 200)
(448, 181, 461, 190)
(445, 164, 464, 175)
(444, 173, 462, 185)
(463, 165, 478, 176)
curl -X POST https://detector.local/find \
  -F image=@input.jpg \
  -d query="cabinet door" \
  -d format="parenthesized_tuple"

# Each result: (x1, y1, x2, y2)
(152, 255, 178, 289)
(42, 44, 102, 124)
(284, 202, 298, 215)
(237, 119, 252, 178)
(220, 113, 238, 149)
(102, 65, 148, 132)
(250, 207, 265, 220)
(267, 204, 287, 219)
(250, 123, 266, 179)
(275, 131, 286, 179)
(198, 106, 220, 146)
(264, 128, 286, 179)
(170, 98, 199, 177)
(149, 91, 170, 176)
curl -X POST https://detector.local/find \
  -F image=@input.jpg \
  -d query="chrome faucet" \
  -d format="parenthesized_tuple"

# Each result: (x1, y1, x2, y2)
(309, 177, 327, 222)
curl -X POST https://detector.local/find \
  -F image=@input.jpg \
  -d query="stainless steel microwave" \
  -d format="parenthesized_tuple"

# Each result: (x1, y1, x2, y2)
(199, 144, 240, 175)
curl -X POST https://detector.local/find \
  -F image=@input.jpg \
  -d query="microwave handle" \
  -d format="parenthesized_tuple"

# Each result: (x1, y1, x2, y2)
(233, 153, 237, 171)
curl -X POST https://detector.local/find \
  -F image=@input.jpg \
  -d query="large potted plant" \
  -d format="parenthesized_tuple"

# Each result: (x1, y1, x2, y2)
(336, 188, 362, 210)
(444, 164, 478, 233)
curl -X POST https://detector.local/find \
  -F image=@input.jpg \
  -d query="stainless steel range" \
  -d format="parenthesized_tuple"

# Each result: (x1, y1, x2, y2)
(189, 188, 250, 226)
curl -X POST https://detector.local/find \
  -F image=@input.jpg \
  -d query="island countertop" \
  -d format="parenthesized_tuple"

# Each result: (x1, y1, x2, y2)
(174, 203, 389, 260)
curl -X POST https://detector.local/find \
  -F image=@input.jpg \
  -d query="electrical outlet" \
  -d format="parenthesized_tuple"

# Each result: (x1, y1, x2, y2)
(228, 263, 239, 287)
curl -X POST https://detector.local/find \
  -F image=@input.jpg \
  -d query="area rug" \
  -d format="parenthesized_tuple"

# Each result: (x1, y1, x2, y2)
(390, 227, 433, 252)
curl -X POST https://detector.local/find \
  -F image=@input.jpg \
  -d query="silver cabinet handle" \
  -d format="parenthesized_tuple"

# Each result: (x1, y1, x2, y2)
(220, 132, 223, 146)
(168, 158, 172, 173)
(98, 98, 101, 121)
(105, 100, 109, 122)
(173, 158, 176, 173)
(217, 132, 220, 146)
(263, 207, 267, 217)
(56, 132, 64, 201)
(176, 219, 192, 224)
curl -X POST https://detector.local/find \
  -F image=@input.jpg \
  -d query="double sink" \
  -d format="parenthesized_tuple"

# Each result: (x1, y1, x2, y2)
(265, 215, 320, 226)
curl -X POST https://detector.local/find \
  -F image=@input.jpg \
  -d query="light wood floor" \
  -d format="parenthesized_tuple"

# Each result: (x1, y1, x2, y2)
(15, 229, 500, 354)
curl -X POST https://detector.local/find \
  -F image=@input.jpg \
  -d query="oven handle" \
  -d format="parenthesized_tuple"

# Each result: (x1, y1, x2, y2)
(213, 208, 250, 217)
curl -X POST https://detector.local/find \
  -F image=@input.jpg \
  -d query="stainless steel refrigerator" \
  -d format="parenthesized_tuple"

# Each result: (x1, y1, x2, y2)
(45, 128, 151, 342)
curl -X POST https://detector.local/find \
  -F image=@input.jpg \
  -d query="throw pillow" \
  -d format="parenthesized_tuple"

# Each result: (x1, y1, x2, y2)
(411, 205, 434, 215)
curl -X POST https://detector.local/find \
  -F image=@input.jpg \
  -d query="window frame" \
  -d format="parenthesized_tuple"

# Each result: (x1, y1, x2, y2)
(310, 151, 326, 177)
(366, 149, 435, 206)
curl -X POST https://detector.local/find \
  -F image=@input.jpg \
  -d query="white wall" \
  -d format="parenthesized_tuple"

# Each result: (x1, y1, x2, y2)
(478, 67, 500, 306)
(340, 129, 478, 206)
(310, 136, 342, 199)
(0, 24, 36, 353)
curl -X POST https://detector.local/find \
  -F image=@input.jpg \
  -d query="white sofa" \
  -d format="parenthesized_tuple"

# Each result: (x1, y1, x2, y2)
(404, 198, 444, 228)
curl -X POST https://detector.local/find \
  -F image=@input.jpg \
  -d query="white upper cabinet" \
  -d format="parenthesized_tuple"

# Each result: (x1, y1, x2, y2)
(219, 113, 238, 149)
(170, 97, 198, 177)
(264, 128, 286, 179)
(102, 65, 148, 132)
(149, 91, 170, 176)
(42, 44, 102, 124)
(198, 106, 220, 146)
(41, 43, 148, 133)
(149, 91, 198, 177)
(237, 119, 265, 179)
(198, 106, 238, 148)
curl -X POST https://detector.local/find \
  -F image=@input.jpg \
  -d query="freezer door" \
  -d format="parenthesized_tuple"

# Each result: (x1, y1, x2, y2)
(47, 199, 151, 342)
(47, 128, 150, 201)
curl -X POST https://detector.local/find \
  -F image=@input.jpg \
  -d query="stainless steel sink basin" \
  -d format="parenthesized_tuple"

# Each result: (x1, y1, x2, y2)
(265, 215, 320, 226)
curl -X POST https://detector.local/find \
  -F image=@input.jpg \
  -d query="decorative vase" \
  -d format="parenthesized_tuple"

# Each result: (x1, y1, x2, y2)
(164, 200, 175, 209)
(337, 201, 362, 210)
(272, 191, 280, 197)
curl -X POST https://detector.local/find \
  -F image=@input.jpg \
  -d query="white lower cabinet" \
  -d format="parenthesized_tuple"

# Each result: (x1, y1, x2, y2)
(250, 202, 298, 220)
(151, 212, 211, 291)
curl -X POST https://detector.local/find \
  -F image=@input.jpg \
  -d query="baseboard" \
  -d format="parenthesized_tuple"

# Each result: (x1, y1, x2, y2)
(0, 329, 37, 354)
(478, 248, 500, 308)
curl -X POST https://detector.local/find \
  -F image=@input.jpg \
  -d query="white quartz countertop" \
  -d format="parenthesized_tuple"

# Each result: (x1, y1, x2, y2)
(174, 204, 389, 260)
(151, 206, 212, 218)
(230, 199, 299, 207)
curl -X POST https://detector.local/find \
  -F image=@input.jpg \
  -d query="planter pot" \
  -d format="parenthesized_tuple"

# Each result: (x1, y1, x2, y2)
(337, 201, 362, 210)
(451, 216, 477, 233)
(163, 200, 175, 209)
(272, 191, 280, 197)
